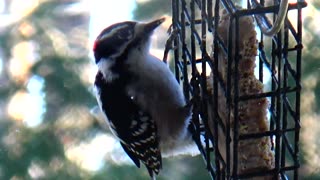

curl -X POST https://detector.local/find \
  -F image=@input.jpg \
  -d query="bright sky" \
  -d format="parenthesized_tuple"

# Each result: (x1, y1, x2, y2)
(88, 0, 136, 45)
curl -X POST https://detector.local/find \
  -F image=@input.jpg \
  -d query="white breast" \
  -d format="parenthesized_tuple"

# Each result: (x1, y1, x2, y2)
(126, 51, 195, 156)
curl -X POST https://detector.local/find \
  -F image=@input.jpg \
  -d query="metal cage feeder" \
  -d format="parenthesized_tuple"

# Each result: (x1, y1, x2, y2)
(165, 0, 307, 179)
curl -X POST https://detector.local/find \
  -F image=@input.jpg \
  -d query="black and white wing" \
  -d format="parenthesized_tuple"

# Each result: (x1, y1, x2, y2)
(94, 71, 162, 177)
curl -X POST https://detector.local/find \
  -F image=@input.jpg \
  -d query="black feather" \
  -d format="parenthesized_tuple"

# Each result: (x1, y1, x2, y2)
(120, 142, 140, 168)
(95, 71, 162, 177)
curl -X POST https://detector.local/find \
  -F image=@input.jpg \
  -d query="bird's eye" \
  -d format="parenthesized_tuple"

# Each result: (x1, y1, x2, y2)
(117, 30, 133, 40)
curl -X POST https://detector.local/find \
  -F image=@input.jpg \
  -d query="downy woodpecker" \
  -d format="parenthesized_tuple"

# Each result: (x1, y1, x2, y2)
(93, 18, 193, 178)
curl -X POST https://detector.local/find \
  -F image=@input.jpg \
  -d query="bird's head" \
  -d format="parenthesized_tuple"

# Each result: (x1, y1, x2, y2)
(93, 18, 165, 64)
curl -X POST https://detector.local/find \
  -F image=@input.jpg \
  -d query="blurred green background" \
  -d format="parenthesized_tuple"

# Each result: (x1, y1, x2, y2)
(0, 0, 318, 179)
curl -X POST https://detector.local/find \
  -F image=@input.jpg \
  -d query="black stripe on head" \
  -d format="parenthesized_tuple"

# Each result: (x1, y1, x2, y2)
(93, 21, 137, 63)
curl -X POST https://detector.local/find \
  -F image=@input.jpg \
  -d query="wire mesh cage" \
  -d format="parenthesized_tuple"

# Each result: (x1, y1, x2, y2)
(165, 0, 307, 179)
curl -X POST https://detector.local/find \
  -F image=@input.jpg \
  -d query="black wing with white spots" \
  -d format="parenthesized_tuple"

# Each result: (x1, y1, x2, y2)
(94, 71, 162, 177)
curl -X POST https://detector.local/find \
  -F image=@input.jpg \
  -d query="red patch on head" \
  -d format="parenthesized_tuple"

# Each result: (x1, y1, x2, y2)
(93, 40, 98, 51)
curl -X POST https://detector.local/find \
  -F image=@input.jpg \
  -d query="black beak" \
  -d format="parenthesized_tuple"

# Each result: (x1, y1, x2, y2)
(144, 18, 165, 34)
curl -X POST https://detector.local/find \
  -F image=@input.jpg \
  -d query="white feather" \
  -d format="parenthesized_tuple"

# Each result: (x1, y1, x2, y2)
(124, 38, 197, 157)
(97, 58, 119, 82)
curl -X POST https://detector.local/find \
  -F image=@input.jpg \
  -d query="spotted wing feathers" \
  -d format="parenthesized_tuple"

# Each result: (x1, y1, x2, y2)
(94, 71, 162, 177)
(122, 111, 162, 177)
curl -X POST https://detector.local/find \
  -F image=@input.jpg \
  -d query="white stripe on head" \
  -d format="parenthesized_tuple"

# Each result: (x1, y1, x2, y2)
(98, 24, 130, 41)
